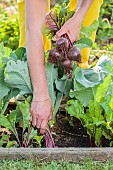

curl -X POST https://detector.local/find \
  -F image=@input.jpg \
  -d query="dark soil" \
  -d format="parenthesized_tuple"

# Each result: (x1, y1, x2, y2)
(52, 111, 110, 147)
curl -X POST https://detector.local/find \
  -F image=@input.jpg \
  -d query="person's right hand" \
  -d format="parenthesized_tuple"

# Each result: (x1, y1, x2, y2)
(30, 98, 53, 134)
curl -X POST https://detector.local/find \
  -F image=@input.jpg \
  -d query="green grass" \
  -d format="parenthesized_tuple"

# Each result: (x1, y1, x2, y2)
(0, 159, 113, 170)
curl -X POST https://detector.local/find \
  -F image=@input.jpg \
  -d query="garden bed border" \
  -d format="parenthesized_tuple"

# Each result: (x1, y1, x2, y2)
(0, 148, 113, 162)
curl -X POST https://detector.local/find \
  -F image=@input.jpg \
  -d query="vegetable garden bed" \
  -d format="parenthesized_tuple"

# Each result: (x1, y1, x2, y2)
(0, 102, 110, 148)
(0, 1, 113, 154)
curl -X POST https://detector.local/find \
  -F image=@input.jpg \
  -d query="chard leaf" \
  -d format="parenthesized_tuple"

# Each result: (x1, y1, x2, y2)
(0, 112, 17, 133)
(109, 95, 113, 110)
(46, 63, 58, 108)
(28, 128, 37, 141)
(66, 100, 84, 120)
(95, 74, 111, 102)
(18, 100, 31, 130)
(33, 136, 43, 147)
(6, 141, 17, 148)
(88, 100, 104, 124)
(4, 60, 33, 95)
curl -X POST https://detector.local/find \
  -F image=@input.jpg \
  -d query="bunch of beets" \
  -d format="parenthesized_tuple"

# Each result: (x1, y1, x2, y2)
(45, 11, 82, 78)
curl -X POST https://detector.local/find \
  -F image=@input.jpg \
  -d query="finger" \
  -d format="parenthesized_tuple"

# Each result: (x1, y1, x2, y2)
(40, 119, 48, 134)
(32, 116, 37, 127)
(54, 29, 66, 40)
(67, 31, 75, 43)
(36, 118, 42, 129)
(48, 108, 53, 121)
(76, 34, 80, 41)
(49, 115, 52, 121)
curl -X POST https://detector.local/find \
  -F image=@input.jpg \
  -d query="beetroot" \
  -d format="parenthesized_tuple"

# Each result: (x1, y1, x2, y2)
(68, 46, 81, 62)
(61, 59, 73, 77)
(62, 59, 72, 70)
(56, 37, 69, 49)
(48, 48, 62, 64)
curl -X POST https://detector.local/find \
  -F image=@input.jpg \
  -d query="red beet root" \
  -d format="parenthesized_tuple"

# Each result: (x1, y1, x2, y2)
(68, 46, 81, 62)
(62, 59, 73, 77)
(56, 37, 69, 49)
(49, 48, 62, 63)
(62, 58, 73, 70)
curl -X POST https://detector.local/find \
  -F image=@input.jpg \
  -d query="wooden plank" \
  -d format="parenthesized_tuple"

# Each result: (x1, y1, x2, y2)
(0, 148, 113, 162)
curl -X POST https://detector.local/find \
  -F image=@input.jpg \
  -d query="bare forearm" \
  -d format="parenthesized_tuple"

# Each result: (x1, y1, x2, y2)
(25, 0, 49, 99)
(26, 32, 49, 98)
(74, 0, 94, 22)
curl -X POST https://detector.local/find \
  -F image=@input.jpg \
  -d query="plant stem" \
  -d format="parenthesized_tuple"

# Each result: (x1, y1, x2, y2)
(22, 121, 24, 147)
(89, 138, 92, 147)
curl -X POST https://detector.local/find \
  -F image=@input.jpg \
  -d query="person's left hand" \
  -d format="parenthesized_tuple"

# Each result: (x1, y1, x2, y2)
(54, 15, 82, 43)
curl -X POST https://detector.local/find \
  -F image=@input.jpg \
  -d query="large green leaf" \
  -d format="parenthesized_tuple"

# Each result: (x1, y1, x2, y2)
(55, 75, 73, 97)
(53, 92, 63, 119)
(71, 56, 113, 106)
(46, 63, 58, 107)
(0, 66, 10, 101)
(74, 68, 100, 88)
(4, 60, 33, 95)
(96, 55, 113, 75)
(75, 38, 93, 49)
(70, 87, 97, 107)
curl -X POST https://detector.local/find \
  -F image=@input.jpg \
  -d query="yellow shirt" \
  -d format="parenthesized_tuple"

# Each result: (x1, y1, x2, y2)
(17, 0, 23, 3)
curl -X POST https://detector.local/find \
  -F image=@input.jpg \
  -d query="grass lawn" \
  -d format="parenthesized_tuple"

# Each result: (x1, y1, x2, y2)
(0, 159, 113, 170)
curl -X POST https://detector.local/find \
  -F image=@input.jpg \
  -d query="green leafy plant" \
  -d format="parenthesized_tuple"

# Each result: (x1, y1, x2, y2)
(0, 7, 19, 50)
(0, 44, 55, 148)
(96, 0, 113, 45)
(66, 66, 113, 147)
(0, 99, 43, 148)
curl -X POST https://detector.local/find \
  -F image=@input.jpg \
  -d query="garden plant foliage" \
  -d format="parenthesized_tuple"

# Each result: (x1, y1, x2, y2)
(0, 41, 113, 147)
(0, 1, 113, 148)
(0, 6, 19, 50)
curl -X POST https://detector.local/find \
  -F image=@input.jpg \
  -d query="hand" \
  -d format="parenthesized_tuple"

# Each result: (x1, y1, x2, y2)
(30, 97, 53, 134)
(54, 14, 83, 43)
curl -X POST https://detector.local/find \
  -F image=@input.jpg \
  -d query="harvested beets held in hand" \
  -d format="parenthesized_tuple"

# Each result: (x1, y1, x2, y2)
(48, 35, 81, 78)
(68, 46, 81, 62)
